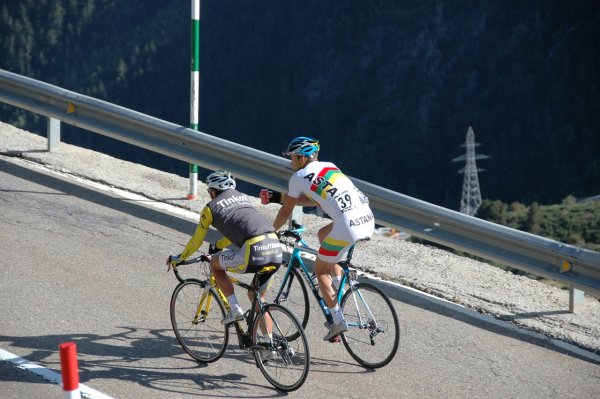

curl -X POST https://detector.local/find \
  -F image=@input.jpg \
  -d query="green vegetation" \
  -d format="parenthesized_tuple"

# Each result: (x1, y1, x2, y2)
(473, 197, 599, 297)
(477, 197, 600, 251)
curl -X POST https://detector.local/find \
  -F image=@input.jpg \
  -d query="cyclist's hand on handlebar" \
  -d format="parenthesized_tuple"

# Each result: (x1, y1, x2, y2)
(166, 254, 183, 272)
(277, 226, 304, 241)
(276, 229, 292, 241)
(259, 189, 284, 205)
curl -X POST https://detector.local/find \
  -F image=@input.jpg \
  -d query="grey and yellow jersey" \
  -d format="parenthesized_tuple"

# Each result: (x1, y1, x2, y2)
(180, 189, 274, 260)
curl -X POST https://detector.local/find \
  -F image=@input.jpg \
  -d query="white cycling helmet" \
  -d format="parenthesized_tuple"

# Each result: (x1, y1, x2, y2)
(206, 170, 236, 191)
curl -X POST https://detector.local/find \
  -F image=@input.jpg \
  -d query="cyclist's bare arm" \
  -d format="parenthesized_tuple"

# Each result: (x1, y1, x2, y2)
(294, 193, 315, 207)
(274, 195, 297, 230)
(274, 194, 316, 230)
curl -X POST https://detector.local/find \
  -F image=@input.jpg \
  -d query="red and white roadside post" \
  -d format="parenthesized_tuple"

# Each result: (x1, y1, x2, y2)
(59, 342, 80, 399)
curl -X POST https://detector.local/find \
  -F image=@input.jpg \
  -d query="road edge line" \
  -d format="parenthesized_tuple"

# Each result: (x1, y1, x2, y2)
(0, 347, 116, 399)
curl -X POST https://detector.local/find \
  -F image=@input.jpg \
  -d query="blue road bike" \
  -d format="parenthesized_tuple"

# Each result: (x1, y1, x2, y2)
(271, 225, 400, 369)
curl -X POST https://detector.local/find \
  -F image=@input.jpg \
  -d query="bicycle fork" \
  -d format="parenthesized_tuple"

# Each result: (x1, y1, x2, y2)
(192, 283, 213, 325)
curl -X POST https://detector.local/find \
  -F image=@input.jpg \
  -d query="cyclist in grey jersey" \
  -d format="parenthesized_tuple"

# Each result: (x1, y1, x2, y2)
(208, 189, 274, 246)
(168, 170, 282, 325)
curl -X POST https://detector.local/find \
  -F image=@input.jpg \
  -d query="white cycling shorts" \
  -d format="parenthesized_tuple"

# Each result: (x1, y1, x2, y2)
(318, 207, 375, 263)
(214, 233, 282, 293)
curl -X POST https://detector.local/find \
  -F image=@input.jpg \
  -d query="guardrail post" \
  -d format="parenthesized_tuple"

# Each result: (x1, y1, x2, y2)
(569, 287, 584, 313)
(47, 117, 60, 151)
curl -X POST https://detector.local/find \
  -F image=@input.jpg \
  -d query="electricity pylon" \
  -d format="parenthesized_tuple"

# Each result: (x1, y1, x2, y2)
(452, 126, 490, 216)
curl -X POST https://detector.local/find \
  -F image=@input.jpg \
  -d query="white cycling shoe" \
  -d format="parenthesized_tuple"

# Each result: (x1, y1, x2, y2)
(323, 319, 348, 341)
(221, 308, 244, 325)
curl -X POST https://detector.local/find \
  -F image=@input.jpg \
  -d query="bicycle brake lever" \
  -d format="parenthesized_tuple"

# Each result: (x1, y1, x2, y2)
(166, 263, 178, 273)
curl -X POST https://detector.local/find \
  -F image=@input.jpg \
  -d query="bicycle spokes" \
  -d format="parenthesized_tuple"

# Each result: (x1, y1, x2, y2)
(252, 304, 310, 391)
(273, 335, 296, 365)
(170, 281, 229, 364)
(341, 283, 400, 369)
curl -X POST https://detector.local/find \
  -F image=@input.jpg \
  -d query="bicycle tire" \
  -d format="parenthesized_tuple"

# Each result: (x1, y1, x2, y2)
(252, 303, 310, 391)
(170, 280, 229, 363)
(269, 264, 310, 331)
(340, 281, 400, 369)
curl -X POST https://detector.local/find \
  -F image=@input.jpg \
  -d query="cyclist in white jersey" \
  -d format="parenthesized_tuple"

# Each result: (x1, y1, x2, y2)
(269, 137, 374, 340)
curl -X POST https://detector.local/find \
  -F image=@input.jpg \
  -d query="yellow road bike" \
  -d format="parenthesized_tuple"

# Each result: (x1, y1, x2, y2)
(169, 254, 310, 391)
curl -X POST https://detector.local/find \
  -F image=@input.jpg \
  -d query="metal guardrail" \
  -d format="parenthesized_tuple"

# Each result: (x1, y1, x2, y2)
(1, 69, 599, 304)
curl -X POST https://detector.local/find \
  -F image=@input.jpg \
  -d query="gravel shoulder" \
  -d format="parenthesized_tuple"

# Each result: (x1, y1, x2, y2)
(1, 121, 599, 356)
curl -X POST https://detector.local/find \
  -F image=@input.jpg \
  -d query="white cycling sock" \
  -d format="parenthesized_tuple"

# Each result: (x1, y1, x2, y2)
(331, 275, 342, 290)
(331, 305, 343, 324)
(227, 295, 242, 313)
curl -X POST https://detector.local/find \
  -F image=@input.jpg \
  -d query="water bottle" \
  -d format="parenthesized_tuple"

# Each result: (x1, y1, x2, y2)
(259, 189, 270, 204)
(310, 273, 319, 289)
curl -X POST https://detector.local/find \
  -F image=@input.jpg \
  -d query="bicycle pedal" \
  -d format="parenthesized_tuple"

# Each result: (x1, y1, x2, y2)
(328, 335, 341, 343)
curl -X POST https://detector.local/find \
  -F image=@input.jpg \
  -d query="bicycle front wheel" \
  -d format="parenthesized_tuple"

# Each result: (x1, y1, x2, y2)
(269, 265, 310, 330)
(340, 282, 400, 369)
(267, 269, 310, 334)
(252, 304, 310, 392)
(170, 280, 229, 363)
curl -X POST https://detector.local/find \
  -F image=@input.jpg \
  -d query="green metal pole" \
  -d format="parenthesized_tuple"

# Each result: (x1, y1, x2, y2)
(188, 0, 200, 199)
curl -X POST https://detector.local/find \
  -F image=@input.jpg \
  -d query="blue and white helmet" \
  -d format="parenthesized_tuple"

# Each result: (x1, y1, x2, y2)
(283, 136, 320, 158)
(206, 170, 236, 191)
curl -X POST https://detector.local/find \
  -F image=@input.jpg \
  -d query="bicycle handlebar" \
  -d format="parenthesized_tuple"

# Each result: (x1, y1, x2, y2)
(171, 254, 211, 284)
(177, 254, 211, 265)
(278, 225, 306, 242)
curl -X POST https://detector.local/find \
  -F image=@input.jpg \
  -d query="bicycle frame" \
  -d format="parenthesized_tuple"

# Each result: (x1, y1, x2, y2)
(174, 258, 267, 352)
(272, 228, 400, 369)
(212, 273, 266, 351)
(277, 230, 358, 325)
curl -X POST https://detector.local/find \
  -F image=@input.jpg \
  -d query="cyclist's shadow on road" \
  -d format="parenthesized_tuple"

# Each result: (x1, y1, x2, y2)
(0, 327, 290, 398)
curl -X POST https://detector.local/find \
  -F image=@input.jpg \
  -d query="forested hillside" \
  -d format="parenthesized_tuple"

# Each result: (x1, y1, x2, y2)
(477, 197, 600, 251)
(1, 0, 598, 210)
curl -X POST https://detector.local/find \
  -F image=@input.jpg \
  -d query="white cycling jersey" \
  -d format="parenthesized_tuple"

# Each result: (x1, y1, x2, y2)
(288, 161, 374, 262)
(288, 161, 369, 219)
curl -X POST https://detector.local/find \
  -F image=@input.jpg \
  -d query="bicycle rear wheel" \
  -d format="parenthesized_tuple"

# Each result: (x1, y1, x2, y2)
(340, 281, 399, 368)
(252, 304, 310, 391)
(269, 265, 310, 330)
(170, 280, 229, 363)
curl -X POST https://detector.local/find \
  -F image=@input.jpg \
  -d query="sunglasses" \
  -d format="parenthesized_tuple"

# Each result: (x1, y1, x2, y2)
(283, 153, 306, 160)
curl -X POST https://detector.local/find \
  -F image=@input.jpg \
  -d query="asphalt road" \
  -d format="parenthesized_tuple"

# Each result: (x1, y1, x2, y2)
(1, 155, 599, 399)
